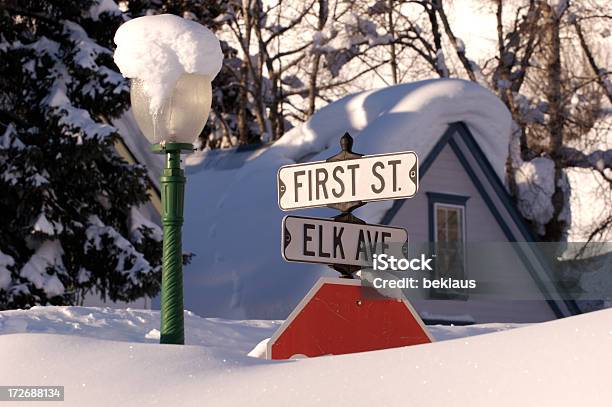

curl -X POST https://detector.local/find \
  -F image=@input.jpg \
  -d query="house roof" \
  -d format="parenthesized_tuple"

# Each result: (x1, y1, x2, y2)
(269, 78, 511, 178)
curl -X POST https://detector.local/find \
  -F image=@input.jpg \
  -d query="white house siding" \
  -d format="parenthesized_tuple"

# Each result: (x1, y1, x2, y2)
(388, 142, 557, 323)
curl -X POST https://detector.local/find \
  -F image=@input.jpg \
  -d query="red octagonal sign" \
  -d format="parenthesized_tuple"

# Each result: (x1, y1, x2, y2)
(268, 278, 434, 359)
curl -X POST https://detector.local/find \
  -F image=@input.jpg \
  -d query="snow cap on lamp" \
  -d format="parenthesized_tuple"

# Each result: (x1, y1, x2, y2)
(113, 14, 223, 144)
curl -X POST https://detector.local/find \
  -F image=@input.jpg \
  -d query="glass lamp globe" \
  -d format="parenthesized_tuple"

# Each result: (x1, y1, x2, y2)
(131, 73, 212, 145)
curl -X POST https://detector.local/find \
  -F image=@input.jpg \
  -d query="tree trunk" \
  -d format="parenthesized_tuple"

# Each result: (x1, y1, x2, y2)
(425, 2, 446, 78)
(541, 3, 566, 241)
(237, 0, 253, 145)
(387, 0, 398, 84)
(307, 0, 328, 116)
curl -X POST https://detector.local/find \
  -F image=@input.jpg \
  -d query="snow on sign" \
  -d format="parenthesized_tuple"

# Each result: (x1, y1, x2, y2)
(282, 215, 408, 267)
(277, 151, 418, 211)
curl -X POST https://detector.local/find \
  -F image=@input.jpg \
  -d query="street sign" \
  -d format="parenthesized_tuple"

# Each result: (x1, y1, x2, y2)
(267, 278, 434, 359)
(277, 151, 418, 211)
(282, 215, 408, 267)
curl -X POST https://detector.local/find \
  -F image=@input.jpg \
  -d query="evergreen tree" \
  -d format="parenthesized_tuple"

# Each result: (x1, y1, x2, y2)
(0, 0, 162, 309)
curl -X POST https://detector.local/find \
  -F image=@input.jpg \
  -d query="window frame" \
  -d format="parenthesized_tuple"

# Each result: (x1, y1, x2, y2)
(433, 202, 466, 244)
(426, 192, 470, 300)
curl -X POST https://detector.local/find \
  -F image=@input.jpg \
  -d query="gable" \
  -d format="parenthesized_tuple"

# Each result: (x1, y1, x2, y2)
(384, 142, 557, 321)
(389, 142, 509, 243)
(380, 123, 579, 320)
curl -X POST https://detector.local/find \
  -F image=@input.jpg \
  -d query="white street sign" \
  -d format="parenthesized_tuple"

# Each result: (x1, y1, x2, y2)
(277, 151, 418, 211)
(282, 216, 408, 267)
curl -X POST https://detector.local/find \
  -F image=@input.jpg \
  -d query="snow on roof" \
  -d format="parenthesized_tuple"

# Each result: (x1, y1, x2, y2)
(269, 78, 510, 175)
(181, 78, 512, 319)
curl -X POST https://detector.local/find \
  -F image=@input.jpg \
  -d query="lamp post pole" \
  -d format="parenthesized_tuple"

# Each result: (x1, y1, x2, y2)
(153, 142, 193, 345)
(114, 14, 222, 344)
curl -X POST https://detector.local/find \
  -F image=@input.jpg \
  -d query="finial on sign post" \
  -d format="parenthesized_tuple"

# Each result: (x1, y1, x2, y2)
(325, 132, 365, 217)
(328, 132, 362, 162)
(340, 132, 353, 153)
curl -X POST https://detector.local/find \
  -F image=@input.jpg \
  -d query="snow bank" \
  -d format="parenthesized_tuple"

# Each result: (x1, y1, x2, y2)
(0, 306, 609, 406)
(0, 306, 278, 356)
(181, 79, 511, 318)
(0, 306, 518, 358)
(113, 14, 222, 114)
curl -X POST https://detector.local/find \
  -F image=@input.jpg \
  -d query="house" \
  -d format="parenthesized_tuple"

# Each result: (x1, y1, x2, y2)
(116, 78, 581, 323)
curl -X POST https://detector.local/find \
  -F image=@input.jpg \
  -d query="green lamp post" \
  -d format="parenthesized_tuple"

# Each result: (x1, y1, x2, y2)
(130, 73, 213, 345)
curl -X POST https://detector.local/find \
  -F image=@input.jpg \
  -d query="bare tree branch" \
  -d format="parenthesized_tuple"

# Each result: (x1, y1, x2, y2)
(263, 0, 317, 45)
(573, 19, 612, 104)
(433, 0, 476, 81)
(283, 59, 390, 97)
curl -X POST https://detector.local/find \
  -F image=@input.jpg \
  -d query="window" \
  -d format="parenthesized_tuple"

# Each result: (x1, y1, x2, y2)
(427, 193, 469, 299)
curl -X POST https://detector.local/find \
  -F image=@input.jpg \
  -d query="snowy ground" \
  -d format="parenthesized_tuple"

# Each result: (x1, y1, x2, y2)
(0, 306, 520, 358)
(1, 306, 611, 406)
(0, 307, 279, 358)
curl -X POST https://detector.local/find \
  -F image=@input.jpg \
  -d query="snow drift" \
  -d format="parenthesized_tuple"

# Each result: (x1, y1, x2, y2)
(181, 79, 511, 319)
(0, 306, 609, 406)
(0, 305, 519, 355)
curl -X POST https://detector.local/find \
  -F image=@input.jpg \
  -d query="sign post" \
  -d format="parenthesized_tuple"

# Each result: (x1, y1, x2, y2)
(272, 132, 431, 359)
(277, 132, 417, 278)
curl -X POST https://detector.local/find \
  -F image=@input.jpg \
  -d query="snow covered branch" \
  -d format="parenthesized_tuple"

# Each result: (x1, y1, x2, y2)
(559, 148, 612, 171)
